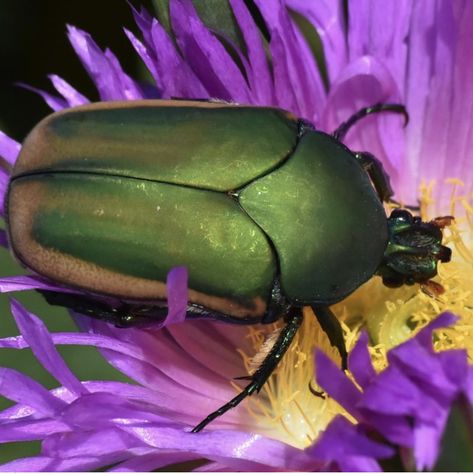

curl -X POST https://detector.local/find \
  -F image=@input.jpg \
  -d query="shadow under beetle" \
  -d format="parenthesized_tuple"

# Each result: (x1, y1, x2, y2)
(6, 100, 452, 432)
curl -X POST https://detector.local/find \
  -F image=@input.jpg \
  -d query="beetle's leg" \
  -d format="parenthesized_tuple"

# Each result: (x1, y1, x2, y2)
(261, 277, 291, 324)
(355, 151, 394, 203)
(311, 305, 347, 371)
(191, 307, 303, 433)
(332, 103, 408, 142)
(38, 290, 169, 328)
(354, 152, 420, 210)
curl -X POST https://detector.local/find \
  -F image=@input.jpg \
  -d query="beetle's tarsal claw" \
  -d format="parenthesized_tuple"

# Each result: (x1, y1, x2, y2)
(308, 382, 326, 399)
(421, 280, 445, 297)
(430, 215, 455, 229)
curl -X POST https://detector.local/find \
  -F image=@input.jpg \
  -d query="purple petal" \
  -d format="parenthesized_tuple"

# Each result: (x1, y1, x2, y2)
(10, 299, 87, 397)
(1, 326, 237, 406)
(359, 365, 414, 412)
(315, 350, 362, 417)
(0, 368, 66, 416)
(444, 3, 473, 198)
(170, 0, 250, 102)
(148, 19, 209, 99)
(307, 416, 393, 469)
(348, 331, 376, 389)
(0, 418, 70, 443)
(360, 365, 443, 420)
(0, 131, 21, 165)
(128, 3, 155, 49)
(67, 25, 141, 101)
(109, 452, 197, 472)
(387, 339, 459, 399)
(0, 380, 170, 420)
(410, 2, 455, 199)
(266, 29, 299, 116)
(48, 74, 89, 106)
(414, 312, 457, 348)
(161, 266, 187, 326)
(119, 425, 315, 470)
(123, 28, 161, 91)
(167, 320, 245, 380)
(437, 350, 469, 389)
(0, 275, 82, 295)
(399, 2, 473, 206)
(42, 427, 144, 459)
(0, 456, 112, 472)
(413, 418, 446, 471)
(359, 411, 414, 447)
(17, 82, 68, 112)
(229, 0, 274, 104)
(321, 56, 404, 186)
(347, 1, 412, 88)
(286, 0, 347, 82)
(254, 0, 325, 121)
(103, 48, 143, 100)
(60, 392, 169, 428)
(86, 342, 243, 427)
(45, 322, 246, 426)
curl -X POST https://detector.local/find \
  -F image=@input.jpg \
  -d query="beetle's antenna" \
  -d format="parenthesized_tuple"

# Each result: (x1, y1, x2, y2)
(333, 103, 409, 142)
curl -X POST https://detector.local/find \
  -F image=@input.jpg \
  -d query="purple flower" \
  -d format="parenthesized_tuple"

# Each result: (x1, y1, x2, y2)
(312, 312, 473, 471)
(0, 300, 317, 471)
(1, 0, 473, 471)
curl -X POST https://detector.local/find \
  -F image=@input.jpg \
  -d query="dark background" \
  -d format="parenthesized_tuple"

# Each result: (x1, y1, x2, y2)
(0, 0, 154, 465)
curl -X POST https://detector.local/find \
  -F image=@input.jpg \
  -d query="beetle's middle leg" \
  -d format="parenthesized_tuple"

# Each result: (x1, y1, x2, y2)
(311, 305, 348, 370)
(191, 307, 303, 433)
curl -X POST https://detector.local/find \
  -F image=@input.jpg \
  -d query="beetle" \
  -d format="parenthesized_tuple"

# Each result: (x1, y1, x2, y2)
(6, 100, 452, 432)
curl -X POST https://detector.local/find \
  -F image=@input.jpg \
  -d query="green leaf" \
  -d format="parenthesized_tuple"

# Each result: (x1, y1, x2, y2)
(152, 0, 243, 48)
(434, 395, 473, 471)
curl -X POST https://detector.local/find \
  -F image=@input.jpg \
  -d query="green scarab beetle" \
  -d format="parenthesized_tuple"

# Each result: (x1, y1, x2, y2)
(6, 100, 452, 431)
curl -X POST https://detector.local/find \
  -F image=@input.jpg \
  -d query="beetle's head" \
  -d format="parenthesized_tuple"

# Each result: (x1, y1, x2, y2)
(377, 209, 452, 290)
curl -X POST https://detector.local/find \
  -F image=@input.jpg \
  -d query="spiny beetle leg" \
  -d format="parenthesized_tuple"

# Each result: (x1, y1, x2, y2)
(192, 307, 303, 433)
(332, 103, 409, 142)
(311, 305, 348, 371)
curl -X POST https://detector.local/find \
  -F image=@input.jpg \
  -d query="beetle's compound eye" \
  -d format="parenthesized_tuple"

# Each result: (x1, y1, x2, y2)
(390, 208, 413, 223)
(378, 209, 452, 289)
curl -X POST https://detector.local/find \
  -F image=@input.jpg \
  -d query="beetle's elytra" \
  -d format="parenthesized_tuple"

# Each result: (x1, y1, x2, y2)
(6, 100, 452, 431)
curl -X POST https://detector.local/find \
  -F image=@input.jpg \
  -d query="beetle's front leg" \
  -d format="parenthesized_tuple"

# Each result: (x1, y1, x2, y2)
(355, 151, 394, 203)
(332, 103, 408, 141)
(191, 307, 303, 432)
(311, 305, 348, 370)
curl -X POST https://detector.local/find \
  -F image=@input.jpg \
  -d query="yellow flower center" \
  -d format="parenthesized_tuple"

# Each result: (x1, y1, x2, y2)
(239, 179, 473, 449)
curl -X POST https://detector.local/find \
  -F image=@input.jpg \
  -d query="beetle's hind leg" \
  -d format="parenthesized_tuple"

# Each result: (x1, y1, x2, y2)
(38, 290, 169, 328)
(192, 307, 303, 433)
(311, 305, 348, 370)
